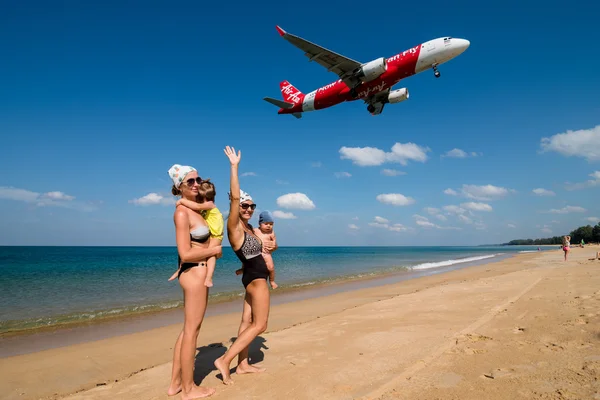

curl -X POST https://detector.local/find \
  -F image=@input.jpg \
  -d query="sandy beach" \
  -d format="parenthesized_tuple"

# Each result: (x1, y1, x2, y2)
(2, 246, 599, 400)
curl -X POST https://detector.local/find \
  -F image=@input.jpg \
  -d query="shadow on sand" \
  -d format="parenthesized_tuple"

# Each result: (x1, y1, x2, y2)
(193, 336, 269, 384)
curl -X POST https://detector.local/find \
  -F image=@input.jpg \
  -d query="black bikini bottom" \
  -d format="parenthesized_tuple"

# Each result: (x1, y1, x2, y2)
(178, 261, 206, 278)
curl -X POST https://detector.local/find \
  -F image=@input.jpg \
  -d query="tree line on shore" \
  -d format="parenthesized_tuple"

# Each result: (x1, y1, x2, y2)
(504, 223, 600, 246)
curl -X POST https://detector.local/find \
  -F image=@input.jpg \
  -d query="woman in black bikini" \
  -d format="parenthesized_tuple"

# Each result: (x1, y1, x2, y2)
(214, 146, 275, 385)
(167, 164, 222, 399)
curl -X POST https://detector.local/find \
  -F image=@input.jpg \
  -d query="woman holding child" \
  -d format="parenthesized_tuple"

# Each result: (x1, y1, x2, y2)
(166, 164, 221, 399)
(213, 146, 274, 385)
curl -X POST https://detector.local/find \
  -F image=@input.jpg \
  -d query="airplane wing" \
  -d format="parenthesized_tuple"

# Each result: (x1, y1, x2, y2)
(276, 26, 362, 86)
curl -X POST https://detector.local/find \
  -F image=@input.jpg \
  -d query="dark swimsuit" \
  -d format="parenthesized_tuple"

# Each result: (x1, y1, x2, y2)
(178, 225, 210, 278)
(234, 225, 270, 288)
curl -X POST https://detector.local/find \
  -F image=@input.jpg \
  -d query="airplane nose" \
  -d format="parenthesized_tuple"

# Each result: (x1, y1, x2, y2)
(455, 39, 470, 52)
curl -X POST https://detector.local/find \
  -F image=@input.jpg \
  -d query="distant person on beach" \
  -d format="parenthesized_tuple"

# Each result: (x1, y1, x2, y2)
(166, 164, 221, 399)
(168, 179, 224, 288)
(562, 235, 571, 261)
(214, 146, 274, 385)
(236, 210, 279, 289)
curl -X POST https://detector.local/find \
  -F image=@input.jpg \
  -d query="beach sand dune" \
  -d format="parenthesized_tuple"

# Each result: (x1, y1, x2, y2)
(2, 247, 599, 400)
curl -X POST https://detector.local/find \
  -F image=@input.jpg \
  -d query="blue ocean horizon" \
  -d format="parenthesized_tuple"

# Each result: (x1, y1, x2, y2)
(0, 245, 549, 334)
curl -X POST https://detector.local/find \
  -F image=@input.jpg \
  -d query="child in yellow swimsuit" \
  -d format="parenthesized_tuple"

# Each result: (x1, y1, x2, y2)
(169, 179, 224, 287)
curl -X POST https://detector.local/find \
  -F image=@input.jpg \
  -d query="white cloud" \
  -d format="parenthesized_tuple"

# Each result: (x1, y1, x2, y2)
(241, 172, 257, 177)
(565, 170, 600, 190)
(412, 214, 460, 230)
(381, 169, 406, 176)
(0, 187, 42, 202)
(444, 188, 458, 196)
(546, 205, 586, 214)
(42, 191, 75, 201)
(276, 193, 316, 210)
(507, 223, 516, 228)
(348, 223, 359, 230)
(374, 216, 389, 224)
(532, 188, 555, 196)
(444, 184, 514, 201)
(388, 223, 408, 232)
(443, 205, 467, 214)
(369, 217, 408, 232)
(129, 193, 174, 206)
(273, 210, 297, 219)
(540, 125, 600, 162)
(339, 142, 430, 167)
(352, 216, 359, 220)
(0, 186, 94, 211)
(442, 148, 482, 158)
(461, 184, 512, 201)
(376, 193, 415, 206)
(443, 148, 468, 158)
(334, 171, 352, 178)
(387, 143, 430, 165)
(434, 214, 447, 221)
(460, 202, 493, 212)
(424, 207, 441, 215)
(585, 217, 599, 223)
(458, 214, 473, 224)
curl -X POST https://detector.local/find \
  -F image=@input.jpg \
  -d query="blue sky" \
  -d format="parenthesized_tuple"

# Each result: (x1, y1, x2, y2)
(1, 0, 598, 246)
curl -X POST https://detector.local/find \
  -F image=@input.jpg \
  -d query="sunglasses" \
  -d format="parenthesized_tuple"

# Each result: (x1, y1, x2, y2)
(185, 177, 202, 187)
(240, 203, 257, 210)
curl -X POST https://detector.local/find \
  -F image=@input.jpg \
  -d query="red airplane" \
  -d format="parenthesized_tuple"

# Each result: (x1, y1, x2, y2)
(264, 26, 470, 118)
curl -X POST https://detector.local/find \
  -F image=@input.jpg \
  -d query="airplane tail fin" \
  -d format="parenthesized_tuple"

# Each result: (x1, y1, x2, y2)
(279, 80, 305, 105)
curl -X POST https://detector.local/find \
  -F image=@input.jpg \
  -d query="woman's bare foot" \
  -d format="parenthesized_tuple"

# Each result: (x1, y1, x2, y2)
(214, 356, 234, 385)
(236, 363, 266, 375)
(270, 281, 278, 289)
(167, 382, 182, 396)
(204, 278, 213, 288)
(182, 385, 215, 399)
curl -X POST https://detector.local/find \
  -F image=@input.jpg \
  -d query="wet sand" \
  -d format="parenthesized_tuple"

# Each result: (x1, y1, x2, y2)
(1, 246, 599, 400)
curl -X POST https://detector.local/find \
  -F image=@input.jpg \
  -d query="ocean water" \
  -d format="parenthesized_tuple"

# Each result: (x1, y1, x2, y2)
(0, 245, 545, 333)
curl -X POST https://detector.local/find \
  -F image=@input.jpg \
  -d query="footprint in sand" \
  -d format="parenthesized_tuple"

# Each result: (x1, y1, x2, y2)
(464, 333, 493, 342)
(541, 342, 565, 352)
(513, 326, 526, 334)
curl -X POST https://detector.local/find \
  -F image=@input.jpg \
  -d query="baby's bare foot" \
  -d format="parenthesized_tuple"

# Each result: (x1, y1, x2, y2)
(235, 268, 243, 276)
(182, 385, 215, 399)
(214, 357, 234, 385)
(168, 271, 179, 282)
(270, 281, 278, 289)
(204, 278, 213, 288)
(236, 364, 266, 375)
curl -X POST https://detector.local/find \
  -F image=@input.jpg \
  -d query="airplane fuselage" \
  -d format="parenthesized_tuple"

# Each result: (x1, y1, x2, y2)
(278, 37, 469, 116)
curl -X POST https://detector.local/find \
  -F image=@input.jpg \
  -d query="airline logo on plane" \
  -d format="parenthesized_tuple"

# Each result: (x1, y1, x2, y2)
(281, 83, 303, 104)
(357, 81, 387, 98)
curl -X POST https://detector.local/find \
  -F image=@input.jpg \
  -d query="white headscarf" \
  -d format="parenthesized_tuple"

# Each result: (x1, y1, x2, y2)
(168, 164, 197, 189)
(228, 189, 253, 203)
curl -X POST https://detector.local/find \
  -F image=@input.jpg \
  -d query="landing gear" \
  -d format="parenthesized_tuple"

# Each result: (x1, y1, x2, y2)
(350, 88, 358, 98)
(367, 104, 375, 113)
(432, 64, 441, 78)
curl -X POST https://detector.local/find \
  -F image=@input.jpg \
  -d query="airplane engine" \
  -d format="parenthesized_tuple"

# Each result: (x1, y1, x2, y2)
(355, 57, 387, 82)
(387, 88, 409, 103)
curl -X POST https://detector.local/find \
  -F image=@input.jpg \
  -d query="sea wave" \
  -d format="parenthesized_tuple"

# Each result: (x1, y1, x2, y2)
(410, 254, 500, 270)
